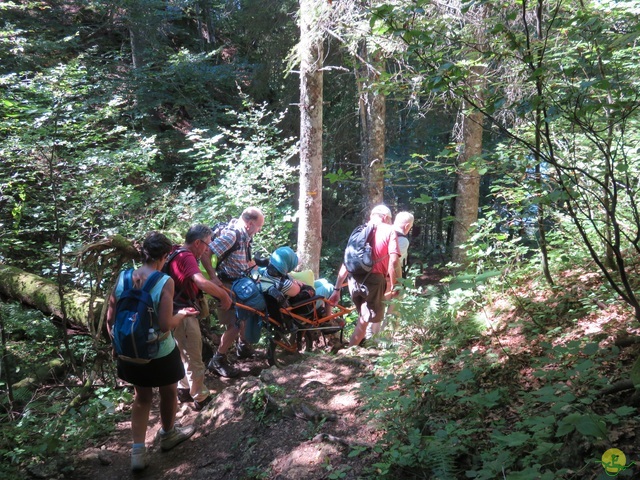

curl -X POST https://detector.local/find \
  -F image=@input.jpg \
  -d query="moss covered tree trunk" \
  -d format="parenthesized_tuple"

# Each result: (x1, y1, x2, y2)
(0, 265, 103, 328)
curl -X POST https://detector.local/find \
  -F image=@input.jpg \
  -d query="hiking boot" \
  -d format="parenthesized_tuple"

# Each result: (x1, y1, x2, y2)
(130, 446, 147, 472)
(160, 424, 196, 452)
(193, 395, 212, 411)
(177, 388, 193, 403)
(207, 353, 239, 378)
(236, 341, 255, 359)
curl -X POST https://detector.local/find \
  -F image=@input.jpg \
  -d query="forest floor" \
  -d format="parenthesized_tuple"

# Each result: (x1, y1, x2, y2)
(48, 266, 640, 479)
(67, 338, 383, 480)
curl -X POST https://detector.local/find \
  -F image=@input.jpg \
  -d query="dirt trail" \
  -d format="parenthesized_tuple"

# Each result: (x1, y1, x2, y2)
(69, 348, 382, 480)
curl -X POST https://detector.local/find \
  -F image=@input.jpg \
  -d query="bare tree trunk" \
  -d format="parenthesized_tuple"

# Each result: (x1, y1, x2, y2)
(0, 308, 15, 413)
(125, 0, 169, 69)
(536, 162, 554, 286)
(451, 3, 488, 267)
(452, 95, 483, 266)
(127, 1, 154, 69)
(196, 0, 216, 50)
(357, 41, 386, 215)
(297, 0, 324, 277)
(532, 0, 554, 286)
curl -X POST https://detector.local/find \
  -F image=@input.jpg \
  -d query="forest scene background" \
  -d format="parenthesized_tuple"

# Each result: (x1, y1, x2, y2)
(1, 0, 640, 478)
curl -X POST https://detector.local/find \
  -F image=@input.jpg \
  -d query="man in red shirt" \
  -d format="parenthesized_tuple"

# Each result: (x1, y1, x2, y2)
(166, 224, 232, 410)
(328, 205, 400, 347)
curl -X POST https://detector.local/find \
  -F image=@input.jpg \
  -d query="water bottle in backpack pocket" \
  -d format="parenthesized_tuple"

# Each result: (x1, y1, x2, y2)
(111, 269, 167, 364)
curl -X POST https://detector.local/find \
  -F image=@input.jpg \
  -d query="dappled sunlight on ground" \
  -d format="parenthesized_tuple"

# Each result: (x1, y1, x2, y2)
(69, 352, 377, 480)
(327, 391, 361, 410)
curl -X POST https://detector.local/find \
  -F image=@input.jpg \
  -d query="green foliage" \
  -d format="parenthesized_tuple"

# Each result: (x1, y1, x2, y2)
(357, 254, 637, 478)
(0, 385, 128, 477)
(242, 464, 271, 480)
(383, 266, 504, 353)
(1, 303, 61, 386)
(304, 416, 327, 441)
(247, 384, 283, 423)
(182, 98, 298, 252)
(324, 462, 350, 480)
(0, 50, 173, 276)
(385, 286, 483, 350)
(0, 0, 303, 281)
(371, 0, 640, 317)
(0, 303, 125, 476)
(1, 1, 640, 477)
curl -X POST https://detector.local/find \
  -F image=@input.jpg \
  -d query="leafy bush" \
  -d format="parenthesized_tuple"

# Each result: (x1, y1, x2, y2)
(0, 302, 127, 477)
(183, 98, 298, 252)
(358, 262, 638, 479)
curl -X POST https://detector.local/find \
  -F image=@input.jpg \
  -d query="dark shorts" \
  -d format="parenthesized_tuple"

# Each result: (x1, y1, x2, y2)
(348, 273, 386, 324)
(117, 345, 185, 388)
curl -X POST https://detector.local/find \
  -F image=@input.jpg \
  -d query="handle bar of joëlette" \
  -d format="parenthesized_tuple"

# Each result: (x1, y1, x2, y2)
(220, 285, 353, 328)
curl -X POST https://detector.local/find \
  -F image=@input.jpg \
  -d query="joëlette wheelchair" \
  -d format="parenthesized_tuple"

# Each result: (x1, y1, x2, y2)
(233, 287, 353, 367)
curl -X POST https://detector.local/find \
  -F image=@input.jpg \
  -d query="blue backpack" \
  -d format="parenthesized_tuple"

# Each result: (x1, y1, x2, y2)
(112, 269, 165, 363)
(232, 276, 267, 344)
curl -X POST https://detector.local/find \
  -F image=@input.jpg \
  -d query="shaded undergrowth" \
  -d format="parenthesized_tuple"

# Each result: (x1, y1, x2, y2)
(360, 267, 640, 479)
(3, 263, 640, 479)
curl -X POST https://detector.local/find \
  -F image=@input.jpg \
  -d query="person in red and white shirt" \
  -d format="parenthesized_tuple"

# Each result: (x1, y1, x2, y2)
(328, 205, 400, 347)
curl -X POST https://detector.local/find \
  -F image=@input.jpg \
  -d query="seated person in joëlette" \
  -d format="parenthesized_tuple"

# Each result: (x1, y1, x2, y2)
(258, 247, 303, 299)
(257, 246, 340, 328)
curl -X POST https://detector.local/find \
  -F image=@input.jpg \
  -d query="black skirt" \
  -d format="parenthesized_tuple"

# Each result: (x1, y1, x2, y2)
(117, 345, 184, 388)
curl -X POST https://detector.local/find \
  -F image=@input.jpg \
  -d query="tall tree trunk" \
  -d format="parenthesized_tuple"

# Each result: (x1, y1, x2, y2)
(297, 0, 324, 277)
(533, 0, 554, 286)
(126, 0, 162, 69)
(536, 162, 554, 286)
(0, 308, 14, 412)
(451, 4, 488, 267)
(357, 41, 386, 215)
(452, 95, 483, 266)
(196, 0, 216, 50)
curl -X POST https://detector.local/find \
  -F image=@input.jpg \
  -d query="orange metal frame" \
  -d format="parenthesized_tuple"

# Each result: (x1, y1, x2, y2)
(228, 289, 353, 353)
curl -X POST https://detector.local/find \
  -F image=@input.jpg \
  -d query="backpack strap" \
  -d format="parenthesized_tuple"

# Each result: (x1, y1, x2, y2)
(368, 223, 377, 241)
(216, 228, 243, 267)
(164, 247, 189, 272)
(122, 268, 134, 292)
(351, 225, 389, 285)
(162, 247, 195, 305)
(142, 270, 169, 336)
(142, 270, 165, 293)
(258, 273, 286, 292)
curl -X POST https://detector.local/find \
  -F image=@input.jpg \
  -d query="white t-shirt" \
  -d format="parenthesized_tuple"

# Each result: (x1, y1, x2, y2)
(396, 229, 410, 263)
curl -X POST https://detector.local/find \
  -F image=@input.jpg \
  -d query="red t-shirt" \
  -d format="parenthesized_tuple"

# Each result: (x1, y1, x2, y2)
(370, 222, 400, 275)
(167, 247, 201, 306)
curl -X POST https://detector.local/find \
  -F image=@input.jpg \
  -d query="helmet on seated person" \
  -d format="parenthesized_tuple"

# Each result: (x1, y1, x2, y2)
(268, 246, 298, 276)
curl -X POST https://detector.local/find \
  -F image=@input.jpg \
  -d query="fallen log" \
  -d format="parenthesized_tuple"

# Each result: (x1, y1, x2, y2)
(0, 265, 103, 329)
(12, 358, 66, 390)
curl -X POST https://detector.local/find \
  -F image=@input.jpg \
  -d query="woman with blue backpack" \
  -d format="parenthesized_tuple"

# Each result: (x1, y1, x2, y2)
(106, 232, 199, 472)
